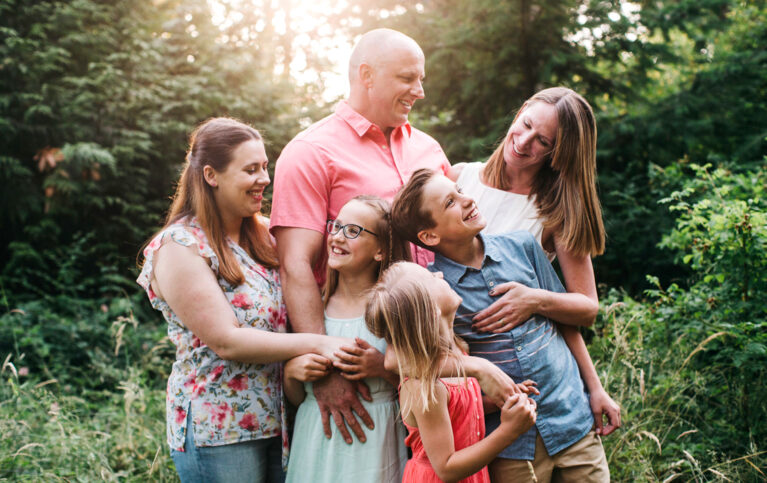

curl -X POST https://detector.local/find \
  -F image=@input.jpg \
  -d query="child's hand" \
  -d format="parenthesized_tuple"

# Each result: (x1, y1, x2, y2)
(286, 353, 332, 382)
(468, 357, 525, 407)
(333, 338, 385, 381)
(498, 393, 537, 442)
(317, 336, 356, 362)
(516, 379, 540, 396)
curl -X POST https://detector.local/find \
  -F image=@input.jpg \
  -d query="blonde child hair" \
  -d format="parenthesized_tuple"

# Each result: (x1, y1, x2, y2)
(365, 262, 467, 417)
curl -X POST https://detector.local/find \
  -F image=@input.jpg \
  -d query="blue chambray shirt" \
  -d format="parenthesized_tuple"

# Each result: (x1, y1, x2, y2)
(430, 231, 593, 460)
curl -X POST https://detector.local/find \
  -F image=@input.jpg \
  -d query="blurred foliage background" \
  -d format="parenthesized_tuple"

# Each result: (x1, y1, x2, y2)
(1, 0, 765, 480)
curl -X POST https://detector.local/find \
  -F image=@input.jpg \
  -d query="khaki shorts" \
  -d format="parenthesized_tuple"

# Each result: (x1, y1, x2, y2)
(488, 431, 609, 483)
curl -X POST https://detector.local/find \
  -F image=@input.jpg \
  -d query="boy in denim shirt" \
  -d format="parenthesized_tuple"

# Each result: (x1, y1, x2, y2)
(391, 169, 610, 482)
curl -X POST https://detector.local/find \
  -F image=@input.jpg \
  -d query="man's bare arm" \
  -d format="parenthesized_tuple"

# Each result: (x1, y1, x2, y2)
(274, 227, 325, 334)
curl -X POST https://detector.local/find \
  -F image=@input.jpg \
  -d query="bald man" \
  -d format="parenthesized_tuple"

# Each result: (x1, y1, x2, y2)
(269, 29, 450, 444)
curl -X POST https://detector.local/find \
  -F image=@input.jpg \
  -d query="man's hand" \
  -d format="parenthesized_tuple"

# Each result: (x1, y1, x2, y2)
(590, 388, 621, 436)
(312, 371, 374, 444)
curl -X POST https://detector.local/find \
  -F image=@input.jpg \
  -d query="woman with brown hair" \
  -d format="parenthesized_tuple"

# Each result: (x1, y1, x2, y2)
(449, 87, 620, 480)
(137, 118, 348, 483)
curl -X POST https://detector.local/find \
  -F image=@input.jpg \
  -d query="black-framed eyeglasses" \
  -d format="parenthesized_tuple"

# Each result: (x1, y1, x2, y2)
(326, 219, 378, 239)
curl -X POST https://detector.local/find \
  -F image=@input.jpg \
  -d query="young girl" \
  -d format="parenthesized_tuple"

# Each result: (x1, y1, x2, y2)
(366, 262, 538, 483)
(283, 196, 411, 483)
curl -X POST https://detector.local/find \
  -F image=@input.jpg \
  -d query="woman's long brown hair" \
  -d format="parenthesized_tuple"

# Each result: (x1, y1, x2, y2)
(141, 118, 278, 286)
(484, 87, 605, 257)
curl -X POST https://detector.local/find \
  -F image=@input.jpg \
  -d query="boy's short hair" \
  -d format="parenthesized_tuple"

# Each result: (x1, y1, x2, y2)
(391, 168, 438, 249)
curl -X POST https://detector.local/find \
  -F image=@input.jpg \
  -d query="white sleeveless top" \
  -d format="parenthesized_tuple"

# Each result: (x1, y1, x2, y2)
(456, 162, 555, 261)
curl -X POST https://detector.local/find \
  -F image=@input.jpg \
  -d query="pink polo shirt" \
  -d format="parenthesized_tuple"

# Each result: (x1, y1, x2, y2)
(270, 101, 450, 283)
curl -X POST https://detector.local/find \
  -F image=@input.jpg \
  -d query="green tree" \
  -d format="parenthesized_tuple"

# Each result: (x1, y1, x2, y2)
(0, 0, 310, 303)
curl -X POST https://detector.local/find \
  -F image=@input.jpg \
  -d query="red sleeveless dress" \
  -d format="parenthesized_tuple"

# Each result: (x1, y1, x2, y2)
(402, 377, 490, 483)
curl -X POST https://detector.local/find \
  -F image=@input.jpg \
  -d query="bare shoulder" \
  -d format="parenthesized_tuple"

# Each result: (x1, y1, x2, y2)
(401, 378, 450, 416)
(154, 233, 205, 267)
(151, 235, 211, 298)
(447, 163, 467, 181)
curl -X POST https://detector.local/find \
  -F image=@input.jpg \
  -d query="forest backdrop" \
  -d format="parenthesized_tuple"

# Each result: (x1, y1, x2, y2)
(1, 0, 765, 480)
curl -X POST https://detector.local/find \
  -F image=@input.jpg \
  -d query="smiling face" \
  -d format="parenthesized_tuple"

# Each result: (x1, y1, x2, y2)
(327, 200, 383, 277)
(503, 101, 559, 170)
(364, 42, 425, 133)
(208, 139, 270, 221)
(417, 174, 486, 247)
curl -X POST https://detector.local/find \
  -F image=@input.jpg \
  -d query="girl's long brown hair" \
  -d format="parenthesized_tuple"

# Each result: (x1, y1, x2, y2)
(141, 118, 277, 286)
(484, 87, 605, 257)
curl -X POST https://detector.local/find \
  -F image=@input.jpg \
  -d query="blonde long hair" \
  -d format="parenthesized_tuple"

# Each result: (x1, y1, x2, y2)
(141, 118, 278, 286)
(365, 262, 465, 417)
(322, 196, 411, 306)
(484, 87, 605, 257)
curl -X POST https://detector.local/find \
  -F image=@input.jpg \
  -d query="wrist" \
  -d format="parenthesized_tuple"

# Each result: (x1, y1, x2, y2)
(309, 334, 328, 356)
(589, 383, 606, 396)
(532, 288, 548, 313)
(284, 360, 297, 380)
(584, 374, 605, 393)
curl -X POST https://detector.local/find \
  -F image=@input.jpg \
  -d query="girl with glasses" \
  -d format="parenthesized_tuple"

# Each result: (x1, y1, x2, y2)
(284, 195, 412, 483)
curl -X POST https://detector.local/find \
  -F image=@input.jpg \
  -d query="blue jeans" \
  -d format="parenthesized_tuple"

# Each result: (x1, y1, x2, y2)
(171, 412, 285, 483)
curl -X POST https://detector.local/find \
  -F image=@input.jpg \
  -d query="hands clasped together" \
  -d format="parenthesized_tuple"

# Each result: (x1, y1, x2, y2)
(285, 336, 388, 445)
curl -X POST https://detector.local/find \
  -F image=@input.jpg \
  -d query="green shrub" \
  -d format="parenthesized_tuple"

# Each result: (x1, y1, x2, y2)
(590, 161, 767, 481)
(0, 292, 170, 397)
(0, 290, 178, 480)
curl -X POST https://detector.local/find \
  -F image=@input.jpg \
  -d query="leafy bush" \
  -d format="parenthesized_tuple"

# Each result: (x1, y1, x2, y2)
(0, 292, 170, 396)
(590, 161, 767, 481)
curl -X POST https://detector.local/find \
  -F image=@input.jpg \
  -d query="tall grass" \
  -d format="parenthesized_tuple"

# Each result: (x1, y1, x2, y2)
(0, 295, 178, 481)
(593, 293, 766, 482)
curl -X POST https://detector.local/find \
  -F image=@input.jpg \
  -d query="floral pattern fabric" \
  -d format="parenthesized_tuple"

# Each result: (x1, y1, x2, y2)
(136, 217, 289, 466)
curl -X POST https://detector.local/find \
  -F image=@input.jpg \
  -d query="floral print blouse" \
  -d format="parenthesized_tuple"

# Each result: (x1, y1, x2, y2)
(136, 217, 289, 466)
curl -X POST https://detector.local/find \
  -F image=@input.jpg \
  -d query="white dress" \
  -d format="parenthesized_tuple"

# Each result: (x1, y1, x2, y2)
(456, 162, 555, 260)
(285, 314, 407, 483)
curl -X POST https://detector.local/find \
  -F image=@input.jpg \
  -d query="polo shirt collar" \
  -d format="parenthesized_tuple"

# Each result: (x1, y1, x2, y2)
(335, 100, 412, 138)
(434, 234, 498, 285)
